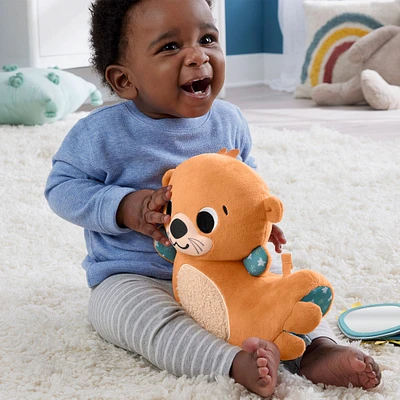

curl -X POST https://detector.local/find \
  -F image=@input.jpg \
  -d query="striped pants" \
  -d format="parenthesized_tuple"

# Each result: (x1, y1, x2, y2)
(88, 271, 337, 378)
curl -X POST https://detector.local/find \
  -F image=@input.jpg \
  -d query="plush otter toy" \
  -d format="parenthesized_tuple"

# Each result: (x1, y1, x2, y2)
(155, 150, 334, 360)
(312, 25, 400, 110)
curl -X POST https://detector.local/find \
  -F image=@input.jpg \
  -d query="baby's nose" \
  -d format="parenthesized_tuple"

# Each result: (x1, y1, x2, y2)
(184, 47, 210, 67)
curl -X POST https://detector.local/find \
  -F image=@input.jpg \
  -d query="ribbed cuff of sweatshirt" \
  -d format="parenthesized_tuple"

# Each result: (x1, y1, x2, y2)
(98, 186, 136, 235)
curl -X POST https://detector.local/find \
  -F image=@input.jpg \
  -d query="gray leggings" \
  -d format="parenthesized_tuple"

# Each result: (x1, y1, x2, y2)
(88, 273, 337, 378)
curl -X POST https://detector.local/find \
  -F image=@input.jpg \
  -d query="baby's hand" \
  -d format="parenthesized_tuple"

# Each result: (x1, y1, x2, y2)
(268, 224, 286, 253)
(117, 186, 172, 245)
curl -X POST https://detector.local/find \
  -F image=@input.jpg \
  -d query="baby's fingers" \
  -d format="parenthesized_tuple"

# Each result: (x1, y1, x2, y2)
(143, 223, 170, 246)
(145, 210, 171, 226)
(271, 224, 287, 244)
(148, 185, 172, 211)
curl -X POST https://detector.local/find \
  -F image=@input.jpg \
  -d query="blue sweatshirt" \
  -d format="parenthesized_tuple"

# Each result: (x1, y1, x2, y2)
(45, 100, 255, 287)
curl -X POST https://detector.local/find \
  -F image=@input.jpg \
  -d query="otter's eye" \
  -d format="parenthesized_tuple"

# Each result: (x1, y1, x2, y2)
(196, 207, 218, 234)
(166, 200, 172, 216)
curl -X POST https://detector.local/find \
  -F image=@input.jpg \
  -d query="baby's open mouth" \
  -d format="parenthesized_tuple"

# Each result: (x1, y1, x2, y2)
(181, 77, 211, 94)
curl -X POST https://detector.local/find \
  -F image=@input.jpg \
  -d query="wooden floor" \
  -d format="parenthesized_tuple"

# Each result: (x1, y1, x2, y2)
(80, 85, 400, 142)
(226, 86, 400, 142)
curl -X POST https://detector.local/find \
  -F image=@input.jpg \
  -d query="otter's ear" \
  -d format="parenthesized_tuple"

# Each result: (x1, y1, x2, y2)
(264, 196, 283, 223)
(162, 169, 175, 186)
(217, 148, 240, 158)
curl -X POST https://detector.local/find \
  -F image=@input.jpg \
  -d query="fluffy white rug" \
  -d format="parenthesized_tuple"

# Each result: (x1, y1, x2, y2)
(1, 113, 399, 399)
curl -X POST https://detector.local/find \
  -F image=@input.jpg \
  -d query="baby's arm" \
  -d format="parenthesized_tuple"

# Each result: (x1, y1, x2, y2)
(45, 160, 171, 243)
(45, 118, 173, 241)
(45, 160, 135, 235)
(116, 187, 171, 245)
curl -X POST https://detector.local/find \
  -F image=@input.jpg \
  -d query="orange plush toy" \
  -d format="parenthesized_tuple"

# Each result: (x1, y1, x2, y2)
(155, 150, 334, 360)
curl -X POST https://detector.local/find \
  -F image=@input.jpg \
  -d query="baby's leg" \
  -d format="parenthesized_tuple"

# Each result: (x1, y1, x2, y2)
(270, 259, 381, 388)
(300, 337, 381, 388)
(231, 338, 280, 398)
(88, 274, 279, 397)
(299, 320, 381, 388)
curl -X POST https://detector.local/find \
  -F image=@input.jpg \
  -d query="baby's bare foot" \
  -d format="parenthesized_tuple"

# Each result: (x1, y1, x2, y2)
(230, 337, 280, 397)
(300, 338, 381, 389)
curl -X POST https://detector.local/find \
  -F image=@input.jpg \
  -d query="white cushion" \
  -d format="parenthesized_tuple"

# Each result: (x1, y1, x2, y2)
(295, 0, 400, 98)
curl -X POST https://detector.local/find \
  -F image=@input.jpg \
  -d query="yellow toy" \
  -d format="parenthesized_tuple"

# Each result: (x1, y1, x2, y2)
(155, 150, 334, 360)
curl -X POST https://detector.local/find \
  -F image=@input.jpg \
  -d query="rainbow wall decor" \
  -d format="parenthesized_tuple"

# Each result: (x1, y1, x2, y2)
(301, 13, 382, 88)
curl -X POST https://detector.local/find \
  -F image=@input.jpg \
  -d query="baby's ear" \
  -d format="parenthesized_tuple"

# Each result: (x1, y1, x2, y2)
(264, 196, 283, 223)
(162, 169, 175, 186)
(105, 65, 138, 99)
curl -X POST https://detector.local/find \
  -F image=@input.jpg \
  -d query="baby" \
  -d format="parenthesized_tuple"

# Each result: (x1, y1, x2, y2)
(45, 0, 381, 397)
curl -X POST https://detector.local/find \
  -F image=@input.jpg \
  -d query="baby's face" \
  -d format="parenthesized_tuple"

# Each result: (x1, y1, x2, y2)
(122, 0, 225, 119)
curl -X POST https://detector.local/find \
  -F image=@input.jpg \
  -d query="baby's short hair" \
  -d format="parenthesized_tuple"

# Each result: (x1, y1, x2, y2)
(90, 0, 213, 92)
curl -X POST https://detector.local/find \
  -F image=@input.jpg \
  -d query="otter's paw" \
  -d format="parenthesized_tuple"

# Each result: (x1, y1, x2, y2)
(301, 285, 333, 316)
(283, 302, 322, 334)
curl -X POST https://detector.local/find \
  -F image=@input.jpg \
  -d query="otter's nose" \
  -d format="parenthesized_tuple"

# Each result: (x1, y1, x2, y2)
(170, 218, 188, 239)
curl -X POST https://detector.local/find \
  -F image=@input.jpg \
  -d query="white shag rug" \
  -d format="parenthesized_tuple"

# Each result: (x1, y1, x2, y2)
(1, 112, 399, 400)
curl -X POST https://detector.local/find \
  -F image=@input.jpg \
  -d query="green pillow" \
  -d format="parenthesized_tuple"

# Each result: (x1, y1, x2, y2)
(0, 65, 103, 125)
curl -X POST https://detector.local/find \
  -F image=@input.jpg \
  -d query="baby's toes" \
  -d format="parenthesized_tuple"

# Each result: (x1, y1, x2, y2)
(366, 370, 377, 380)
(365, 358, 381, 382)
(361, 370, 380, 388)
(258, 367, 271, 381)
(256, 347, 268, 359)
(365, 378, 380, 389)
(257, 357, 268, 368)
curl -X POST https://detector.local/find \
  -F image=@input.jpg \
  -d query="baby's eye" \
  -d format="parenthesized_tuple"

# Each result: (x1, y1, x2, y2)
(160, 42, 179, 52)
(200, 34, 217, 45)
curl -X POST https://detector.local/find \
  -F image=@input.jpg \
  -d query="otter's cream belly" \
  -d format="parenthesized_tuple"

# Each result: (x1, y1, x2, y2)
(177, 264, 230, 341)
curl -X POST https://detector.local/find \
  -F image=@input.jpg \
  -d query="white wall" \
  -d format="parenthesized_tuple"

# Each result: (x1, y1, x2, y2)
(225, 53, 284, 88)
